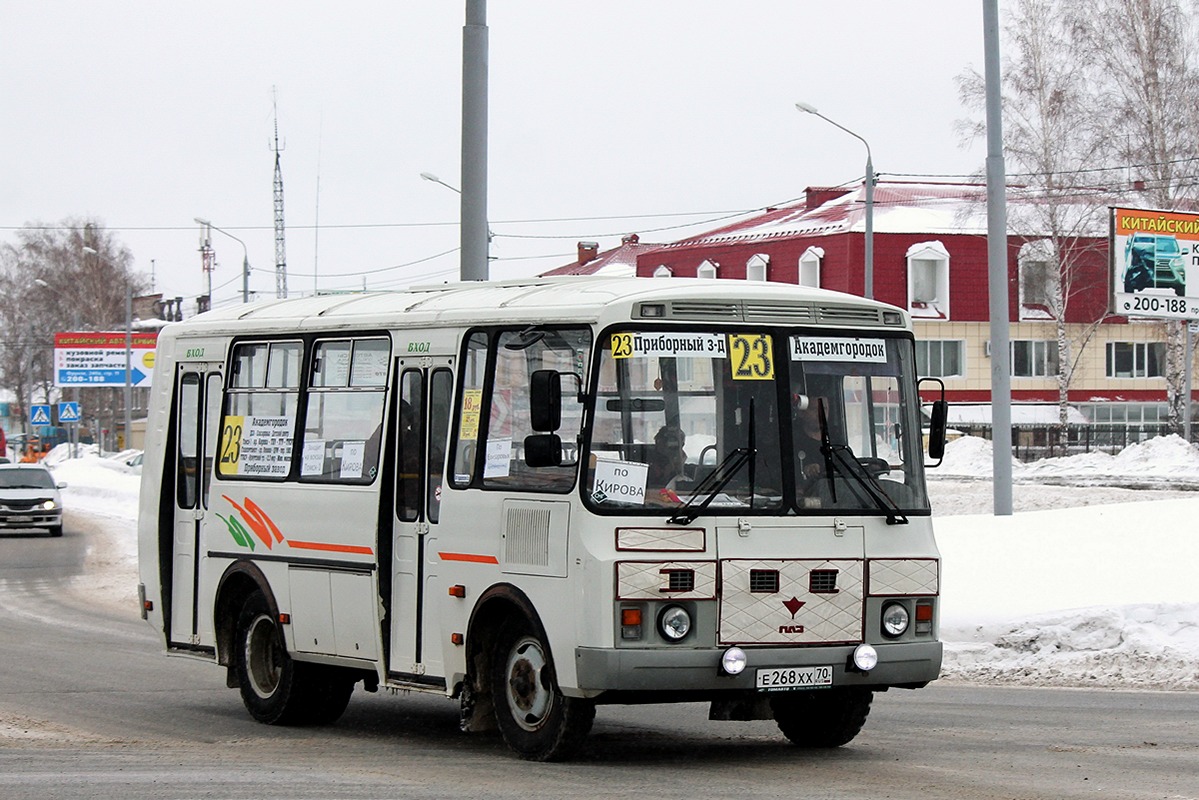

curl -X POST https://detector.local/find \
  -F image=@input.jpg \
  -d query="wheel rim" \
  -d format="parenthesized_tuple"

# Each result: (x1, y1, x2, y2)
(504, 635, 554, 731)
(245, 614, 283, 699)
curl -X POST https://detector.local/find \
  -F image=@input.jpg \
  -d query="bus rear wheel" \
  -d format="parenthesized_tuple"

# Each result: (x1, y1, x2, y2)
(491, 618, 594, 761)
(771, 687, 873, 748)
(234, 590, 354, 726)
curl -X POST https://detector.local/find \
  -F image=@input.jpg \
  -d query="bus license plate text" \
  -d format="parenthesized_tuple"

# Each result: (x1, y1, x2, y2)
(755, 665, 834, 691)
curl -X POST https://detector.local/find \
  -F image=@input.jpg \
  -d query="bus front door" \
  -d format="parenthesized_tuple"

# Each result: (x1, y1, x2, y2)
(169, 366, 223, 648)
(390, 365, 453, 680)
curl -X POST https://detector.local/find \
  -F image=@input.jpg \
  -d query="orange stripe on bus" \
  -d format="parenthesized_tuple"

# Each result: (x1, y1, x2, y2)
(438, 552, 499, 564)
(288, 540, 375, 555)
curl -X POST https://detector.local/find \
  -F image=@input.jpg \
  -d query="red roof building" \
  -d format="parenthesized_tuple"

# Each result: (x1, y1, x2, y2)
(631, 182, 1180, 428)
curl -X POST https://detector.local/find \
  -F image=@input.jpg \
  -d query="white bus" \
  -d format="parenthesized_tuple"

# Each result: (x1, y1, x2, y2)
(137, 276, 948, 761)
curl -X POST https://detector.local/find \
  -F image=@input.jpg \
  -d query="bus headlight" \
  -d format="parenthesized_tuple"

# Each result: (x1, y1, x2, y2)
(881, 602, 910, 638)
(852, 643, 879, 672)
(720, 647, 747, 676)
(658, 605, 691, 641)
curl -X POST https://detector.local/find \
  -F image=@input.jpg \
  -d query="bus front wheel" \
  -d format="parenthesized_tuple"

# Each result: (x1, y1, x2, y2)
(234, 590, 354, 726)
(771, 687, 873, 747)
(490, 618, 595, 761)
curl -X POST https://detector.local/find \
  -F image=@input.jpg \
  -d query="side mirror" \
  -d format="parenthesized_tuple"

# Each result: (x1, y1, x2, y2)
(524, 434, 563, 468)
(918, 376, 949, 467)
(927, 400, 948, 463)
(529, 369, 562, 432)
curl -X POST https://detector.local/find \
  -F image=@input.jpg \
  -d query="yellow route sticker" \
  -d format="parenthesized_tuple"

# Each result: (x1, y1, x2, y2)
(729, 334, 774, 380)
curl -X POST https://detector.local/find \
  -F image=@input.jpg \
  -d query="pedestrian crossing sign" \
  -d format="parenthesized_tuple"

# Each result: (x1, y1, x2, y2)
(58, 401, 80, 423)
(30, 404, 51, 425)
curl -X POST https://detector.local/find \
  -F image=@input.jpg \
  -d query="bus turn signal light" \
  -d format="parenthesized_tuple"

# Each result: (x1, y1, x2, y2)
(915, 602, 933, 634)
(448, 584, 466, 598)
(621, 606, 643, 640)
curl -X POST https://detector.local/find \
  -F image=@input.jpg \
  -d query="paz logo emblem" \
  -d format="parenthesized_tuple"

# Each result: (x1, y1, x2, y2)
(782, 596, 805, 619)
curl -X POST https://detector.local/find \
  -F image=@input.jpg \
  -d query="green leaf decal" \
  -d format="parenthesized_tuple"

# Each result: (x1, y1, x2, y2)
(217, 513, 255, 551)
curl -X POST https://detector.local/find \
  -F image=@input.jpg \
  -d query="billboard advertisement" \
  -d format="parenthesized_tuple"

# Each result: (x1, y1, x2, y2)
(53, 331, 158, 387)
(1111, 206, 1199, 320)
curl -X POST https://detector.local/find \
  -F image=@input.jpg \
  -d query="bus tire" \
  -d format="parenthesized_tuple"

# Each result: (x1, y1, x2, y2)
(235, 590, 353, 726)
(491, 618, 594, 761)
(771, 687, 873, 748)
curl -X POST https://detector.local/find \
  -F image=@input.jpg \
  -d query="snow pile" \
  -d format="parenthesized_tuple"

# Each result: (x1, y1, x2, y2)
(38, 438, 1199, 691)
(937, 433, 1199, 489)
(943, 604, 1199, 689)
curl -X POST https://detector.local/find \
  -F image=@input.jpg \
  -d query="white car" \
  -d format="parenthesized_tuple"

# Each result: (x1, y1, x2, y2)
(0, 464, 66, 537)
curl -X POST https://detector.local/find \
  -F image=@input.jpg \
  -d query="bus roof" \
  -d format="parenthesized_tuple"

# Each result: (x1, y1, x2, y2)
(168, 276, 910, 335)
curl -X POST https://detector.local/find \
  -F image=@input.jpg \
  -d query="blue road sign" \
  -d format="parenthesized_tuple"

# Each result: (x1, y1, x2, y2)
(58, 401, 81, 423)
(30, 404, 51, 425)
(56, 368, 147, 386)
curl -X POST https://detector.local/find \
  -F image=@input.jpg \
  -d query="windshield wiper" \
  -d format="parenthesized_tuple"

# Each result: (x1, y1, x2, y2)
(668, 446, 754, 525)
(815, 401, 908, 525)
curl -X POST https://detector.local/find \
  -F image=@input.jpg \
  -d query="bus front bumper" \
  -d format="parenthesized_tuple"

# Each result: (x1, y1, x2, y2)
(573, 640, 941, 696)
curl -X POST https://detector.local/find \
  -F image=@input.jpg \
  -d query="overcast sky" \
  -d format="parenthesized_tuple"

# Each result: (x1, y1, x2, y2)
(1, 2, 986, 311)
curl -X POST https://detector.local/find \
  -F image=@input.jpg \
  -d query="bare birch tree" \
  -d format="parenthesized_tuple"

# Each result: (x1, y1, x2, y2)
(1070, 0, 1199, 431)
(958, 0, 1112, 427)
(0, 219, 147, 437)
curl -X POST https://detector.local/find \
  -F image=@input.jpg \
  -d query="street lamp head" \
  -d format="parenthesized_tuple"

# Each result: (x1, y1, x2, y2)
(795, 101, 819, 115)
(419, 172, 441, 183)
(82, 246, 98, 255)
(193, 217, 211, 227)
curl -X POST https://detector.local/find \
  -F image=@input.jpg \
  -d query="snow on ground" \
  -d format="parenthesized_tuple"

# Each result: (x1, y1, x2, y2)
(35, 436, 1199, 691)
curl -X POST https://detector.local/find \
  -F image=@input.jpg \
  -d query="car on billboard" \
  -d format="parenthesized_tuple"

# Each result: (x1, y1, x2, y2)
(1122, 233, 1186, 295)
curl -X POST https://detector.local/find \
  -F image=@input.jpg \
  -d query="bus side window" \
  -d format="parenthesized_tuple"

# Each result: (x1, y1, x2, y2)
(451, 332, 489, 487)
(427, 369, 453, 522)
(397, 370, 424, 521)
(177, 372, 200, 509)
(482, 327, 590, 492)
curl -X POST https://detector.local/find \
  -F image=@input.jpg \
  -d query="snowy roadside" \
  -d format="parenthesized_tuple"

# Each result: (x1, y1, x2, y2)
(42, 440, 1199, 692)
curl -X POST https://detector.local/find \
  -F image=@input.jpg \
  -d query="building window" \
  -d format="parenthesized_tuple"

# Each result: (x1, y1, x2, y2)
(746, 253, 769, 281)
(653, 265, 672, 278)
(1011, 340, 1058, 377)
(1106, 341, 1165, 378)
(1018, 240, 1058, 321)
(696, 260, 718, 279)
(906, 241, 950, 320)
(799, 246, 823, 288)
(1081, 402, 1165, 425)
(914, 340, 964, 378)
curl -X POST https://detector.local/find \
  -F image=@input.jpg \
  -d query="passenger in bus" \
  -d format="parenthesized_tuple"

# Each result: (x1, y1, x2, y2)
(647, 424, 687, 491)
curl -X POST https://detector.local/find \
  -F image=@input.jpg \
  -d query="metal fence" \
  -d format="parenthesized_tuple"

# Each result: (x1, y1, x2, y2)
(950, 423, 1194, 462)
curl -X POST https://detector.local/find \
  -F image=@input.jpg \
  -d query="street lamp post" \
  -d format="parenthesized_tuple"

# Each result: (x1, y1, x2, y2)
(421, 172, 494, 266)
(795, 102, 875, 300)
(194, 218, 251, 303)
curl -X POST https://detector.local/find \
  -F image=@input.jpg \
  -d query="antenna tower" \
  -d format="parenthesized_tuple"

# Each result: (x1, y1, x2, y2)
(271, 88, 288, 298)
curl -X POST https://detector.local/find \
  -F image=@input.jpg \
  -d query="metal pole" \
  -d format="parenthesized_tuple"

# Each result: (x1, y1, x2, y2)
(1185, 325, 1194, 442)
(125, 286, 132, 452)
(864, 152, 874, 299)
(243, 253, 250, 304)
(984, 0, 1013, 515)
(460, 0, 489, 281)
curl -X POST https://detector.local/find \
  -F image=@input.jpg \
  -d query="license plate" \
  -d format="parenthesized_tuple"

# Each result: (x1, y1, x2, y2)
(755, 665, 834, 691)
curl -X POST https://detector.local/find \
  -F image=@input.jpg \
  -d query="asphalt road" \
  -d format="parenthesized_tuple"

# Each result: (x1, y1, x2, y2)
(0, 511, 1196, 800)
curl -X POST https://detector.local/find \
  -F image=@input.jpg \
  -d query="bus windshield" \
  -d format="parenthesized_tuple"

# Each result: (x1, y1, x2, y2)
(583, 329, 929, 518)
